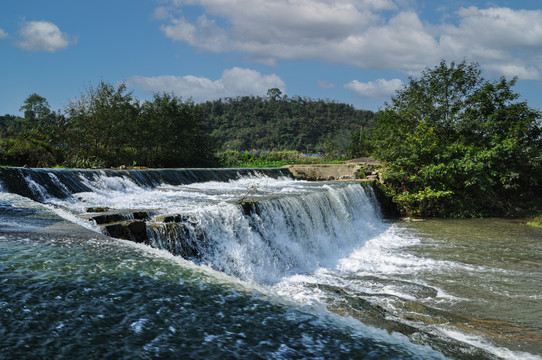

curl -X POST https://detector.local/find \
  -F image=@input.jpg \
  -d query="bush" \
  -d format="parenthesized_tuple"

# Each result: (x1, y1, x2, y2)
(373, 60, 542, 217)
(216, 150, 344, 167)
(0, 137, 61, 167)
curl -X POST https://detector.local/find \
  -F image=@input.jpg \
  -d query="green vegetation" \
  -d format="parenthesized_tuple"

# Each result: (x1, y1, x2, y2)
(2, 61, 541, 219)
(526, 215, 542, 229)
(1, 82, 218, 168)
(369, 60, 542, 217)
(216, 150, 345, 168)
(201, 88, 375, 154)
(1, 85, 373, 169)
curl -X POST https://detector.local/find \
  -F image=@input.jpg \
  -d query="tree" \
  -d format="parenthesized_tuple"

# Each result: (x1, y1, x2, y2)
(266, 88, 283, 102)
(347, 127, 373, 158)
(20, 93, 51, 125)
(200, 94, 375, 152)
(65, 81, 138, 166)
(137, 93, 217, 167)
(373, 60, 542, 217)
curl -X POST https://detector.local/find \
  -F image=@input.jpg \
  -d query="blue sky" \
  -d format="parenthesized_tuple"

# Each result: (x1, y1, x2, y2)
(1, 0, 541, 115)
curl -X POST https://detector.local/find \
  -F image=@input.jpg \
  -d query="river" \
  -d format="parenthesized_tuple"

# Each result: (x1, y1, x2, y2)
(0, 168, 540, 359)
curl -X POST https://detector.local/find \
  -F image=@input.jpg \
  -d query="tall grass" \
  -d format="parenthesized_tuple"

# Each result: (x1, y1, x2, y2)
(216, 151, 345, 168)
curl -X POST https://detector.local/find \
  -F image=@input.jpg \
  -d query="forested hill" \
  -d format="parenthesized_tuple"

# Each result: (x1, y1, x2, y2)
(1, 86, 374, 168)
(200, 91, 375, 153)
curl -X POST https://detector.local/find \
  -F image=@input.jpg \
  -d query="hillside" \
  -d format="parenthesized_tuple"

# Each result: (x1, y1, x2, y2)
(200, 92, 375, 153)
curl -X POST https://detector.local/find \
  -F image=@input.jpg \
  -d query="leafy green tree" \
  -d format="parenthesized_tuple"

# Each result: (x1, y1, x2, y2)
(200, 92, 375, 153)
(17, 93, 60, 141)
(266, 88, 283, 102)
(65, 81, 139, 166)
(20, 93, 51, 125)
(347, 127, 373, 158)
(137, 93, 217, 167)
(373, 60, 542, 217)
(0, 114, 24, 137)
(0, 94, 65, 167)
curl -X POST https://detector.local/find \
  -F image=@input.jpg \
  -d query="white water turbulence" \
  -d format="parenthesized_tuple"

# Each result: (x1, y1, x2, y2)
(189, 183, 385, 284)
(2, 168, 541, 359)
(44, 172, 385, 284)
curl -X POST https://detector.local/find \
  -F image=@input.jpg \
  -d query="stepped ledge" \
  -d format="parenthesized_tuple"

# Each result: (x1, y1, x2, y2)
(284, 158, 382, 182)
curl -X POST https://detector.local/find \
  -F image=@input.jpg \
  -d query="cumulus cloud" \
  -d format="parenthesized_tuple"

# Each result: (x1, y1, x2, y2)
(156, 1, 542, 79)
(439, 7, 542, 79)
(345, 78, 403, 99)
(16, 20, 76, 52)
(0, 28, 8, 39)
(125, 67, 286, 102)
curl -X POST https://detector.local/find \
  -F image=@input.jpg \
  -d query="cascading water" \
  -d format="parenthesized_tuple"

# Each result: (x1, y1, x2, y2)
(1, 167, 541, 359)
(146, 183, 385, 284)
(2, 167, 385, 284)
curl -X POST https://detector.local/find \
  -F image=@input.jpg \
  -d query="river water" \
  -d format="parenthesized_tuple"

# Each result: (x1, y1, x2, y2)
(0, 168, 540, 359)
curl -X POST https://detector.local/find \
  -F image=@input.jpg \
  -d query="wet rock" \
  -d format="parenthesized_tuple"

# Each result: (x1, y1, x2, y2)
(154, 214, 196, 224)
(127, 220, 147, 243)
(146, 222, 201, 258)
(104, 220, 148, 243)
(91, 213, 126, 225)
(103, 223, 128, 239)
(132, 211, 150, 220)
(84, 210, 151, 225)
(155, 214, 183, 223)
(86, 207, 110, 213)
(239, 200, 260, 216)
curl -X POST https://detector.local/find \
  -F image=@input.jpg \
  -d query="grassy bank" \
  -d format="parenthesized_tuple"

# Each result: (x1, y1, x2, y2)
(526, 215, 542, 229)
(216, 151, 345, 168)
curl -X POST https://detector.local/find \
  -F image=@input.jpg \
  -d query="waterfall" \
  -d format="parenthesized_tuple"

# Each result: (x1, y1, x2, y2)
(145, 184, 384, 284)
(0, 167, 385, 284)
(0, 167, 292, 202)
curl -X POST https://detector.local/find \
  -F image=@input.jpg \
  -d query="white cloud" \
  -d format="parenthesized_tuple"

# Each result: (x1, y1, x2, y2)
(438, 7, 542, 79)
(125, 67, 286, 102)
(0, 28, 8, 39)
(157, 1, 436, 72)
(152, 6, 174, 20)
(16, 20, 76, 52)
(484, 63, 540, 80)
(160, 14, 227, 52)
(345, 78, 403, 99)
(157, 1, 542, 80)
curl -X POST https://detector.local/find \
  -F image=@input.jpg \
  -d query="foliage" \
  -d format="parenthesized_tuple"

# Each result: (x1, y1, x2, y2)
(216, 151, 344, 168)
(1, 83, 217, 168)
(200, 95, 375, 153)
(20, 93, 51, 126)
(136, 93, 218, 167)
(372, 60, 542, 217)
(526, 215, 542, 229)
(64, 81, 140, 166)
(2, 85, 375, 168)
(0, 137, 61, 167)
(1, 93, 66, 167)
(61, 83, 218, 168)
(347, 127, 374, 158)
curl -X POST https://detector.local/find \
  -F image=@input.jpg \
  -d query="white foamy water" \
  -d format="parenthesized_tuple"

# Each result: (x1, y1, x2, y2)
(49, 172, 305, 213)
(5, 169, 540, 359)
(49, 174, 385, 284)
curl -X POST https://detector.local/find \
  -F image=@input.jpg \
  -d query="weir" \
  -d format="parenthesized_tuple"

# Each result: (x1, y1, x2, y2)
(0, 167, 292, 202)
(0, 167, 383, 284)
(2, 167, 538, 359)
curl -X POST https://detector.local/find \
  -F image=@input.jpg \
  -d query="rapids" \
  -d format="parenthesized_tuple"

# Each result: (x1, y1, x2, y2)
(1, 167, 541, 359)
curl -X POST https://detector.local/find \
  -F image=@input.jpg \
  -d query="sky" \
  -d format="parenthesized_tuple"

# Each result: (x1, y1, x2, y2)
(1, 0, 542, 116)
